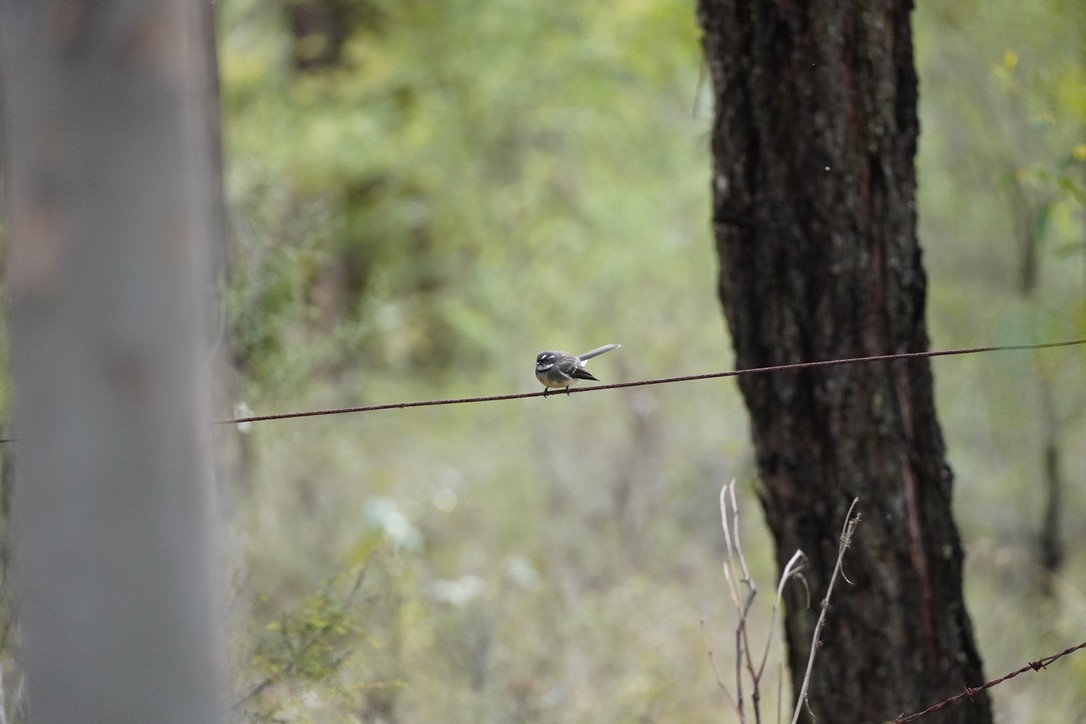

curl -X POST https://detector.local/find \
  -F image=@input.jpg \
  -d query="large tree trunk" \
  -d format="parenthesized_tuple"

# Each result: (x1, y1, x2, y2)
(697, 2, 992, 722)
(0, 2, 225, 721)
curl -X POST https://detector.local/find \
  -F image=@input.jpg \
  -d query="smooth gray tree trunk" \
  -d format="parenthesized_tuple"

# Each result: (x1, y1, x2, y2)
(0, 2, 225, 722)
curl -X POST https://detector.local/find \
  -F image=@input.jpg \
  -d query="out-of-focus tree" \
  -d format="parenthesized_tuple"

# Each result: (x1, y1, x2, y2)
(984, 6, 1085, 578)
(917, 0, 1086, 583)
(0, 1, 225, 721)
(698, 1, 992, 721)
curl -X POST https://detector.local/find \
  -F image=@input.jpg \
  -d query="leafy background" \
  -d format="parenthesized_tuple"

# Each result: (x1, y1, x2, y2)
(208, 0, 1085, 720)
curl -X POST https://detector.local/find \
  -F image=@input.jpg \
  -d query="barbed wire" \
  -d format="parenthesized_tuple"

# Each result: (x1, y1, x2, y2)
(217, 337, 1086, 426)
(895, 638, 1086, 721)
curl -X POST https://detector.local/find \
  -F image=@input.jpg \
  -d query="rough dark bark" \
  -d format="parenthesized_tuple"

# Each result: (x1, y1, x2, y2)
(697, 2, 992, 722)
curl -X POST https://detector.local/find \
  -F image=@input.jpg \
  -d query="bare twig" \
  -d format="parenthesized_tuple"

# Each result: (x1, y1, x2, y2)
(790, 498, 861, 724)
(719, 482, 751, 721)
(721, 482, 762, 718)
(716, 482, 810, 724)
(701, 617, 740, 715)
(710, 484, 851, 724)
(757, 550, 805, 681)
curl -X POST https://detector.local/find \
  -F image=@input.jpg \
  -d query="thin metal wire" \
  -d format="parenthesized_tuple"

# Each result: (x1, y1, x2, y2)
(215, 338, 1086, 425)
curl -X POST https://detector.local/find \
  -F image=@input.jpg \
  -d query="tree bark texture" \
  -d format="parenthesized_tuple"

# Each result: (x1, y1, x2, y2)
(0, 2, 225, 722)
(697, 2, 992, 722)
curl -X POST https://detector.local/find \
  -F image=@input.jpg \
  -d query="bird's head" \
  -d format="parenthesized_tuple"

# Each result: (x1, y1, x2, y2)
(535, 351, 557, 372)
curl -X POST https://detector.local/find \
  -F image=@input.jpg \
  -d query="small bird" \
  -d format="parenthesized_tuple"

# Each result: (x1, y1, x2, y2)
(535, 344, 621, 395)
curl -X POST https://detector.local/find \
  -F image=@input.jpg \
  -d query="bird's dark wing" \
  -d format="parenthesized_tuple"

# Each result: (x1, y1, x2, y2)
(570, 366, 599, 382)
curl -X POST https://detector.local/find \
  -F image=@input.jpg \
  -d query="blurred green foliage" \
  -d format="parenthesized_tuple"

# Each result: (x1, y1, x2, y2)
(221, 0, 708, 393)
(213, 0, 1086, 722)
